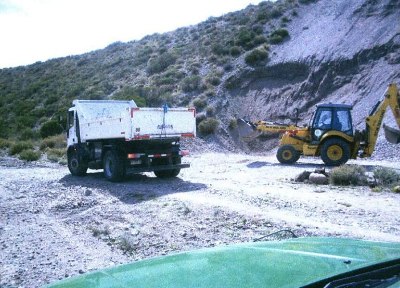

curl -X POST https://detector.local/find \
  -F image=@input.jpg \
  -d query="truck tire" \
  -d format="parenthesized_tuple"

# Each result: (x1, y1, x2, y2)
(68, 150, 88, 176)
(277, 145, 300, 164)
(154, 157, 181, 178)
(320, 138, 350, 166)
(103, 150, 125, 182)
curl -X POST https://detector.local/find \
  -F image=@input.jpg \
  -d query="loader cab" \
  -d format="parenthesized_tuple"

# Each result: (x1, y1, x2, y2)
(310, 104, 353, 142)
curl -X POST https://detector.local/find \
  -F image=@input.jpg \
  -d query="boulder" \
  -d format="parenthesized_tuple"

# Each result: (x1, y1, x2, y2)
(309, 172, 329, 185)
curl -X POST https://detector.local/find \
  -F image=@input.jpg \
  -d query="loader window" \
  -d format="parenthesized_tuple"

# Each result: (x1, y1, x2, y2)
(314, 109, 332, 130)
(334, 109, 353, 135)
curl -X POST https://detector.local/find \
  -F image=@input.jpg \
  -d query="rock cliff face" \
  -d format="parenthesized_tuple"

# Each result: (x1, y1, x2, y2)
(219, 0, 400, 157)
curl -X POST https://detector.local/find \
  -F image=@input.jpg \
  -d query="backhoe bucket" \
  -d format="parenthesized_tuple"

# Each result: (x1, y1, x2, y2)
(237, 119, 262, 141)
(383, 124, 400, 144)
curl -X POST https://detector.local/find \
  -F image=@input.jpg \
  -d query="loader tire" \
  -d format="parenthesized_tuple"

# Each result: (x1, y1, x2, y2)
(277, 145, 300, 164)
(68, 150, 88, 176)
(320, 138, 350, 166)
(103, 150, 125, 182)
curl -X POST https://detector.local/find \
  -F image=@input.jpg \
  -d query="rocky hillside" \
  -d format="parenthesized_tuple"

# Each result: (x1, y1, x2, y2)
(0, 0, 399, 156)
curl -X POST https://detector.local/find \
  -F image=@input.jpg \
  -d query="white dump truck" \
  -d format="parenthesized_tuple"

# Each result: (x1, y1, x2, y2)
(66, 100, 196, 181)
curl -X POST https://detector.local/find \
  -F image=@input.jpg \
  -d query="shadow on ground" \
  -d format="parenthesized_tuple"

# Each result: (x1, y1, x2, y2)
(246, 161, 382, 171)
(59, 172, 208, 204)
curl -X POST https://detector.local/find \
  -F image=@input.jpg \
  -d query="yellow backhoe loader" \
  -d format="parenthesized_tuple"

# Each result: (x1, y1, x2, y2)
(237, 83, 400, 166)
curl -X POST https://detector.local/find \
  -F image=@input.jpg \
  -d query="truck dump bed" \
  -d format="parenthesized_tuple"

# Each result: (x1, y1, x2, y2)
(73, 100, 196, 142)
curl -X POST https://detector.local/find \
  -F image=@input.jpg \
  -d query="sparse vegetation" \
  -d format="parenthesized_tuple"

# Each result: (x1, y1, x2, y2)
(245, 48, 269, 66)
(9, 141, 34, 156)
(374, 167, 400, 186)
(329, 165, 367, 186)
(198, 118, 220, 135)
(192, 97, 208, 111)
(18, 149, 41, 161)
(40, 121, 64, 138)
(0, 138, 12, 149)
(270, 28, 290, 44)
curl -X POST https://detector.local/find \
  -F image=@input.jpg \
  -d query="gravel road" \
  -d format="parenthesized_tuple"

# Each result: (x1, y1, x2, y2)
(1, 152, 400, 287)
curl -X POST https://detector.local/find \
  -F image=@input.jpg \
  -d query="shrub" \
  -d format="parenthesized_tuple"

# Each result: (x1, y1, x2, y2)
(0, 138, 12, 149)
(198, 118, 220, 135)
(230, 46, 242, 57)
(270, 28, 289, 44)
(228, 119, 238, 129)
(40, 134, 66, 150)
(9, 141, 34, 155)
(19, 128, 40, 140)
(329, 165, 367, 186)
(206, 106, 215, 117)
(181, 75, 202, 92)
(245, 48, 269, 66)
(146, 52, 177, 74)
(192, 98, 207, 111)
(40, 120, 63, 138)
(46, 148, 67, 163)
(19, 149, 41, 161)
(374, 167, 400, 186)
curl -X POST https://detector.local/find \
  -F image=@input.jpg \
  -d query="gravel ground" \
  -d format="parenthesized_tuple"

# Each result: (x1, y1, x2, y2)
(1, 151, 400, 287)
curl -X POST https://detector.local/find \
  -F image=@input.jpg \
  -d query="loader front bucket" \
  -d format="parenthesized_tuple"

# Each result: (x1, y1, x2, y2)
(383, 124, 400, 144)
(236, 119, 262, 141)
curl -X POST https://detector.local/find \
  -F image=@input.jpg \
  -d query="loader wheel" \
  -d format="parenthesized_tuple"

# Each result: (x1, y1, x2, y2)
(103, 150, 125, 182)
(277, 145, 300, 164)
(68, 150, 88, 176)
(320, 138, 350, 166)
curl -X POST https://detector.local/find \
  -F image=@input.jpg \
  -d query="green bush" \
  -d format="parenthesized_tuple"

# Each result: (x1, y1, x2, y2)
(192, 98, 208, 111)
(19, 149, 41, 161)
(374, 167, 400, 186)
(40, 120, 63, 138)
(198, 118, 220, 135)
(228, 119, 238, 130)
(9, 141, 34, 155)
(270, 29, 289, 44)
(46, 148, 67, 163)
(181, 75, 202, 92)
(230, 46, 242, 57)
(146, 52, 177, 74)
(329, 165, 367, 186)
(0, 138, 12, 149)
(245, 48, 269, 66)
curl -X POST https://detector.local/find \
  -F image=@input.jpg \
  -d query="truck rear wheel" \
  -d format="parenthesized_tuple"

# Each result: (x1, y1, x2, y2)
(68, 150, 88, 176)
(320, 138, 350, 166)
(154, 157, 181, 178)
(277, 145, 300, 164)
(103, 150, 125, 182)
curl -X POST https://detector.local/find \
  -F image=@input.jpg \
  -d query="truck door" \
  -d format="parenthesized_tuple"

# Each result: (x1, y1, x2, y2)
(67, 109, 78, 147)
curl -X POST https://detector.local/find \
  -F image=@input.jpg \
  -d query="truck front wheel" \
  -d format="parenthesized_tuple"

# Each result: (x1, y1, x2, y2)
(103, 150, 125, 182)
(68, 150, 88, 176)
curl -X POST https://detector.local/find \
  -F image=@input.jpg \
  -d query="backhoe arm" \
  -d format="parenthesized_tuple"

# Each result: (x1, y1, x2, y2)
(362, 83, 400, 156)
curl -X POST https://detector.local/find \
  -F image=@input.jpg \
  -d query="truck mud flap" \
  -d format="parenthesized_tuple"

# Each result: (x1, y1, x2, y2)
(383, 124, 400, 144)
(126, 164, 190, 174)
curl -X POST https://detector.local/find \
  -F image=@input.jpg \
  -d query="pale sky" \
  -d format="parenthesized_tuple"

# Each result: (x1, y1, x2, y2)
(0, 0, 265, 68)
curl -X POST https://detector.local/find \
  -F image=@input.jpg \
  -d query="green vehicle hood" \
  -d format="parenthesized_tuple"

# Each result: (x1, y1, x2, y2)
(46, 237, 400, 288)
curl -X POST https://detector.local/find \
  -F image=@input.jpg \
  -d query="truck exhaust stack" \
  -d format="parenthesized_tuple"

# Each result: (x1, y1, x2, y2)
(383, 124, 400, 144)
